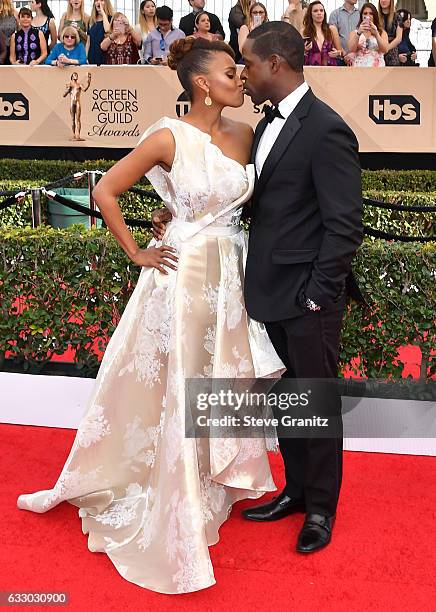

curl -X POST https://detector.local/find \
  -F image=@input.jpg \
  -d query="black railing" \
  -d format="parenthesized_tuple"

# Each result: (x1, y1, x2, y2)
(0, 170, 435, 241)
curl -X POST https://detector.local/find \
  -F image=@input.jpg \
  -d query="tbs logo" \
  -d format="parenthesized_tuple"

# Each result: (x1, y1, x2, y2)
(369, 95, 420, 125)
(176, 91, 190, 117)
(0, 93, 29, 120)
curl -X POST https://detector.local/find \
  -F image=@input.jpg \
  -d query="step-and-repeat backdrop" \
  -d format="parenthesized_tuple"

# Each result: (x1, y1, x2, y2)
(1, 65, 435, 151)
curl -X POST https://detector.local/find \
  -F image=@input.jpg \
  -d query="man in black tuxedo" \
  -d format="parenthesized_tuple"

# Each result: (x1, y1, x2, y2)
(240, 21, 363, 553)
(179, 0, 225, 39)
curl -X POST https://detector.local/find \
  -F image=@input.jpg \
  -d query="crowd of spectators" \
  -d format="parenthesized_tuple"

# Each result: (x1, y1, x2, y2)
(302, 0, 421, 66)
(0, 0, 434, 67)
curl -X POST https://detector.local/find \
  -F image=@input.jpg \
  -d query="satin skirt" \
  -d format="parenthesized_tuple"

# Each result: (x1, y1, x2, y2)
(17, 226, 284, 594)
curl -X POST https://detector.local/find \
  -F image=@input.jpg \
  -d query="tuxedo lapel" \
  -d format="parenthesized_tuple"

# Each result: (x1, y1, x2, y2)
(251, 115, 268, 164)
(252, 89, 316, 203)
(254, 113, 301, 201)
(250, 116, 268, 196)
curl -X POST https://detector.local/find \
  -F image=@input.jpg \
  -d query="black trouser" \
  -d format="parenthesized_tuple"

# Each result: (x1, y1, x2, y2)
(265, 300, 345, 517)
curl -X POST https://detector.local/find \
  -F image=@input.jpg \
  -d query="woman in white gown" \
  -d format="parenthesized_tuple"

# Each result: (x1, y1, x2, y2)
(17, 37, 284, 594)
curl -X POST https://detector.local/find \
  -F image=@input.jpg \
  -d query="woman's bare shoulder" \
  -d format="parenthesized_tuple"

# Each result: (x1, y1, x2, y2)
(222, 118, 254, 145)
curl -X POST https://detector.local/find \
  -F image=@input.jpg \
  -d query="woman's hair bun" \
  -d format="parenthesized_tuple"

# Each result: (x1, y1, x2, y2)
(167, 36, 197, 70)
(167, 37, 235, 99)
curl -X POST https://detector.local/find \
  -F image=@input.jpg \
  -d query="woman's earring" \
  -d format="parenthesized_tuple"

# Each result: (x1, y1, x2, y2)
(204, 90, 212, 106)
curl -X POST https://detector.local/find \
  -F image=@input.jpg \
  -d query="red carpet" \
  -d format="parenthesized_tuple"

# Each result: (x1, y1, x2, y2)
(1, 423, 435, 611)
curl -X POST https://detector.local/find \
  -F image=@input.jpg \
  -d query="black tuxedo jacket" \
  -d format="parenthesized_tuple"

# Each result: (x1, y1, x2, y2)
(178, 11, 225, 39)
(244, 88, 363, 323)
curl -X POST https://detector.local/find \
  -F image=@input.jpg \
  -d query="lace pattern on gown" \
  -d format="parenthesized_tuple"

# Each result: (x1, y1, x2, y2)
(17, 117, 284, 594)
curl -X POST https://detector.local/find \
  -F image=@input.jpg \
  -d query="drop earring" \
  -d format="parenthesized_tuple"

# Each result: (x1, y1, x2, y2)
(204, 90, 212, 106)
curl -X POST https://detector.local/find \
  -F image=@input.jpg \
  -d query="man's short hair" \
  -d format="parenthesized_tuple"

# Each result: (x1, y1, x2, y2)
(247, 21, 304, 73)
(156, 6, 174, 21)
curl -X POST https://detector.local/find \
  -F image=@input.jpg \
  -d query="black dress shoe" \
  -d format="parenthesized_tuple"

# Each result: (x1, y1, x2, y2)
(242, 491, 305, 522)
(296, 513, 335, 553)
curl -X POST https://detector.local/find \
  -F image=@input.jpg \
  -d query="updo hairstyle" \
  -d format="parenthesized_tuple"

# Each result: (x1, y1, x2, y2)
(167, 36, 235, 100)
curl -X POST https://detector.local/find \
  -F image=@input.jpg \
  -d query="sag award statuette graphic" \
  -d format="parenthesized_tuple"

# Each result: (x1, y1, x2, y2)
(63, 72, 92, 141)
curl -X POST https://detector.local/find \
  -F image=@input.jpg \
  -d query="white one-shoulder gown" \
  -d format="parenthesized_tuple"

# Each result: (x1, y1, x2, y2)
(17, 117, 284, 594)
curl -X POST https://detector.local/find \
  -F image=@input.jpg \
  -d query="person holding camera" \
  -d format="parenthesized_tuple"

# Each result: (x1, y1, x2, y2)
(143, 6, 185, 65)
(100, 12, 141, 65)
(348, 2, 388, 67)
(397, 8, 418, 66)
(238, 2, 268, 54)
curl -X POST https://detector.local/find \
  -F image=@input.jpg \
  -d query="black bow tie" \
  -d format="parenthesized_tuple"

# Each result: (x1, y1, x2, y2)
(263, 104, 284, 123)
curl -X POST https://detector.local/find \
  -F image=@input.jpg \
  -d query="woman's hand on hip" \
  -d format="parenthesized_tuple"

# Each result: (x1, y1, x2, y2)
(131, 245, 178, 273)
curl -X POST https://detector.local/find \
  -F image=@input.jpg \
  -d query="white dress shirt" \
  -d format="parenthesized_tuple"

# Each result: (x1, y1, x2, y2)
(255, 81, 310, 177)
